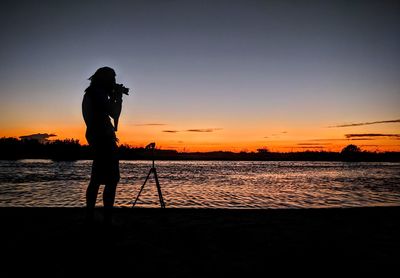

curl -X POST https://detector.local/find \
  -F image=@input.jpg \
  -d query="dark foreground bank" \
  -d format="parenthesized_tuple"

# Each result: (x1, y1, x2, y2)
(1, 207, 399, 277)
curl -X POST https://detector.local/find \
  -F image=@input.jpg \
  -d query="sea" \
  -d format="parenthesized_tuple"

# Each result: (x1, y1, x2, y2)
(0, 160, 399, 208)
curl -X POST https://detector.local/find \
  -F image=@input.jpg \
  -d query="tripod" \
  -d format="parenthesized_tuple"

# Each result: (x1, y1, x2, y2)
(132, 142, 166, 208)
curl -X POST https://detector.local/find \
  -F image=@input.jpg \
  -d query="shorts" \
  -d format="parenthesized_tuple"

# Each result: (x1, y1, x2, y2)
(90, 139, 120, 185)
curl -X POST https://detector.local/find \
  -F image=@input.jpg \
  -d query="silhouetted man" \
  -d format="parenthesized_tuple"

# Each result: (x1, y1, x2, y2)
(82, 66, 126, 225)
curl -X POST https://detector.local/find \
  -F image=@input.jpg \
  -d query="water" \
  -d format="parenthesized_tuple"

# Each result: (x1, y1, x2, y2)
(0, 160, 399, 208)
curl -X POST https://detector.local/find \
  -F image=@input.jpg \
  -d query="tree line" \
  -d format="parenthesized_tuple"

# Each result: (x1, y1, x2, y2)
(1, 137, 399, 162)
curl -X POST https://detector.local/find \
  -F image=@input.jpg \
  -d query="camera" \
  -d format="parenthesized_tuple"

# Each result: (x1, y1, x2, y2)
(145, 142, 156, 150)
(114, 83, 130, 96)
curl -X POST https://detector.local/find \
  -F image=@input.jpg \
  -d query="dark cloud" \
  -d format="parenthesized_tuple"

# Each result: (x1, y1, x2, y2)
(163, 128, 222, 133)
(162, 130, 179, 133)
(19, 133, 56, 142)
(186, 128, 222, 133)
(345, 133, 400, 139)
(329, 119, 400, 128)
(349, 138, 376, 141)
(306, 136, 394, 142)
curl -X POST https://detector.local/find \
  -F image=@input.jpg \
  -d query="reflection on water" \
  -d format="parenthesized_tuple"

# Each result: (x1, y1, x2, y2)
(0, 160, 399, 208)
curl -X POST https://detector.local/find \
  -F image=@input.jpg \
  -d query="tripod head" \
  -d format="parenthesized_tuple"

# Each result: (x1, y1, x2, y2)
(145, 142, 156, 150)
(145, 142, 156, 167)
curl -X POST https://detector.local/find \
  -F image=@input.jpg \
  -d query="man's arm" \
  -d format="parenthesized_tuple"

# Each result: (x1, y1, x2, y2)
(108, 93, 122, 131)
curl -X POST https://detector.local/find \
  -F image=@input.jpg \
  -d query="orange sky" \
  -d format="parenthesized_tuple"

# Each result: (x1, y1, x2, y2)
(2, 118, 399, 152)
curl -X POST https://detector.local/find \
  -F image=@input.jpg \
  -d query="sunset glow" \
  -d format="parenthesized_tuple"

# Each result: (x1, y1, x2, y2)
(1, 1, 399, 153)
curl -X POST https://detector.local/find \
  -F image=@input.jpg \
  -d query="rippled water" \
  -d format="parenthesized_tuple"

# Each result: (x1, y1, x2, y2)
(0, 160, 399, 208)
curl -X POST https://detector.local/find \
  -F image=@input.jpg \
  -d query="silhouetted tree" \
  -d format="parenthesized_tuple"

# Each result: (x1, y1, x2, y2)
(257, 147, 270, 154)
(0, 137, 21, 159)
(48, 139, 81, 161)
(341, 144, 362, 161)
(341, 144, 361, 154)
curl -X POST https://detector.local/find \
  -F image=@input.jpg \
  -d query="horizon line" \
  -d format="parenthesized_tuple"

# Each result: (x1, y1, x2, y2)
(1, 136, 399, 154)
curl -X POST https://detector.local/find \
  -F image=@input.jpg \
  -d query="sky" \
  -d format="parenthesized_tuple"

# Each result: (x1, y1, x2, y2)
(0, 0, 399, 152)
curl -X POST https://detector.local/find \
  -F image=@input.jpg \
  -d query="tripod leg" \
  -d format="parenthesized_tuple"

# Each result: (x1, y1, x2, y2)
(152, 168, 165, 208)
(132, 168, 152, 207)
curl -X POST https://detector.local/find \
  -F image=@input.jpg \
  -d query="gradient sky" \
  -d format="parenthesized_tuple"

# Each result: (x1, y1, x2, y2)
(1, 0, 399, 152)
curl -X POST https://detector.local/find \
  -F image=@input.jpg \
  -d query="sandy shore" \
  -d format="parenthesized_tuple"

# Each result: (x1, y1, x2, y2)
(1, 206, 399, 277)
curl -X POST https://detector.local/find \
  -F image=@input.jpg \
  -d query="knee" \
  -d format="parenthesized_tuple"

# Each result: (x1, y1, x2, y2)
(104, 183, 117, 194)
(87, 181, 99, 191)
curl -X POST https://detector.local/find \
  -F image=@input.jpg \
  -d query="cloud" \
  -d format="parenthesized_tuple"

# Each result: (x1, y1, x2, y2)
(135, 123, 167, 126)
(345, 133, 400, 139)
(186, 128, 222, 133)
(163, 128, 222, 133)
(19, 133, 57, 142)
(329, 119, 400, 128)
(349, 138, 376, 141)
(162, 130, 180, 133)
(268, 132, 288, 138)
(302, 134, 396, 144)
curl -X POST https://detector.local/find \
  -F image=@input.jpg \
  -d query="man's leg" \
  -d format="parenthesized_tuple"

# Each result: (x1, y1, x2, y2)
(86, 180, 100, 222)
(103, 183, 117, 225)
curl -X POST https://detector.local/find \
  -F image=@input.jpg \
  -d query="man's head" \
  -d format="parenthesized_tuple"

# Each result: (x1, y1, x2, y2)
(89, 67, 116, 89)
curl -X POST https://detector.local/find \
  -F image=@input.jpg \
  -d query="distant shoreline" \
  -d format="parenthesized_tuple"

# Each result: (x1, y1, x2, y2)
(2, 157, 400, 162)
(1, 137, 400, 161)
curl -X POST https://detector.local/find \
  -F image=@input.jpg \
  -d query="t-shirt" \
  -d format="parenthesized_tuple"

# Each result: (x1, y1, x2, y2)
(82, 86, 116, 145)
